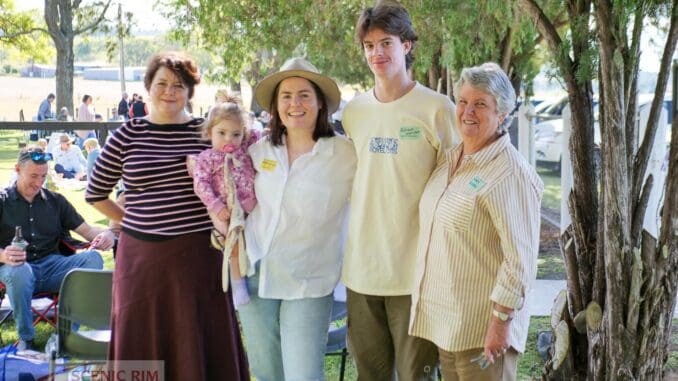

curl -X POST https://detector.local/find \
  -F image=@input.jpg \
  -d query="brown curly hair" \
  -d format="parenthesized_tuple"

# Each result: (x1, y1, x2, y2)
(144, 51, 201, 99)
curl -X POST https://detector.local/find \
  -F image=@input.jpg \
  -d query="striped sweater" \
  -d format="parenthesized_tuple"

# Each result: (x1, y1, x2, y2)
(85, 118, 213, 238)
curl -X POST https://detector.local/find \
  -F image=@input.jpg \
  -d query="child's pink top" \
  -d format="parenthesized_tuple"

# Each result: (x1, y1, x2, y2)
(193, 133, 258, 215)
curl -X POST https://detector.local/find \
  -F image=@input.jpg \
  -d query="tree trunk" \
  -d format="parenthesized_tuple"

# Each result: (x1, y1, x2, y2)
(55, 39, 75, 116)
(44, 0, 110, 116)
(427, 48, 441, 91)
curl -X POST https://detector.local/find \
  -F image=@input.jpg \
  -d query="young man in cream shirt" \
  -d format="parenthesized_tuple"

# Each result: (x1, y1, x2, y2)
(341, 2, 458, 380)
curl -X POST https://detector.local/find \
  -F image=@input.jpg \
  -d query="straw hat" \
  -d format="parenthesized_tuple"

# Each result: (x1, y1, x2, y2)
(59, 134, 74, 144)
(254, 57, 341, 114)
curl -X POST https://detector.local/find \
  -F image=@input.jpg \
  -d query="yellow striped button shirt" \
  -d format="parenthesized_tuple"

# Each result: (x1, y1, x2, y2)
(409, 134, 543, 353)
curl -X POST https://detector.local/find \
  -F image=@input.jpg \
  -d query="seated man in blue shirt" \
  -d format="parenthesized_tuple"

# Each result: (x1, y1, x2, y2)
(36, 94, 55, 121)
(0, 147, 114, 351)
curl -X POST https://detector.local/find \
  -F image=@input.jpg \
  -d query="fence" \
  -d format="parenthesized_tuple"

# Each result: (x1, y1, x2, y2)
(0, 121, 121, 147)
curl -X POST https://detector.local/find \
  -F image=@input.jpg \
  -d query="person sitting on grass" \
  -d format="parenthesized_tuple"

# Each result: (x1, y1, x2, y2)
(0, 147, 113, 351)
(53, 134, 86, 180)
(83, 138, 101, 181)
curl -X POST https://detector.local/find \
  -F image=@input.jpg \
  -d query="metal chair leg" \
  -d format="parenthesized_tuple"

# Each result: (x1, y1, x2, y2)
(339, 348, 348, 381)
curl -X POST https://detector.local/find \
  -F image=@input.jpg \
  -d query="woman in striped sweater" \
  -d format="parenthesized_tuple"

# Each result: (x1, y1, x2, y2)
(85, 51, 249, 381)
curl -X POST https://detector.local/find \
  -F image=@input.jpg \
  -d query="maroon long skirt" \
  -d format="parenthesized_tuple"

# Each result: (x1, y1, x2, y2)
(109, 231, 249, 381)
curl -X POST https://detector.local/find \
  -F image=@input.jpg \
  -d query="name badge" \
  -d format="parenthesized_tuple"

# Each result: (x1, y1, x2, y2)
(400, 126, 422, 140)
(469, 176, 486, 191)
(261, 158, 278, 171)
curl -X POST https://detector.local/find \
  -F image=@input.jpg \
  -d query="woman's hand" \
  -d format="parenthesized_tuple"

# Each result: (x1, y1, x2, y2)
(483, 313, 511, 364)
(208, 211, 229, 237)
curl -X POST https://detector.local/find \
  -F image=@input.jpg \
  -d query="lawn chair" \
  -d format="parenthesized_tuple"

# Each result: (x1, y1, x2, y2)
(0, 235, 91, 345)
(326, 298, 348, 381)
(48, 268, 112, 375)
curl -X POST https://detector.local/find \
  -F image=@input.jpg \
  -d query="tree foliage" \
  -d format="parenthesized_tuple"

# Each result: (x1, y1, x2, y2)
(160, 0, 548, 99)
(0, 0, 52, 62)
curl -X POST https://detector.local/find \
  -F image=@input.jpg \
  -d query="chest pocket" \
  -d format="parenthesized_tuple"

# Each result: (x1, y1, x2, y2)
(435, 190, 476, 232)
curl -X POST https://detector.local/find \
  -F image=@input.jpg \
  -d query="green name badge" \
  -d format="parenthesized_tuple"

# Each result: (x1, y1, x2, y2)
(469, 176, 486, 191)
(399, 126, 422, 140)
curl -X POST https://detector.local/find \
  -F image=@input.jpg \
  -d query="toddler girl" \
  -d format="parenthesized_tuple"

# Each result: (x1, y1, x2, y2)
(193, 92, 258, 307)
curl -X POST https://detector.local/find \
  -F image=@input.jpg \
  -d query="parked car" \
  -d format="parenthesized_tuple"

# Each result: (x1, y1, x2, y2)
(534, 96, 671, 171)
(534, 118, 566, 171)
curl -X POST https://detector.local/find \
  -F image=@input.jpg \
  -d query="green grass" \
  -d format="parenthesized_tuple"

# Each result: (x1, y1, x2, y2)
(537, 166, 561, 210)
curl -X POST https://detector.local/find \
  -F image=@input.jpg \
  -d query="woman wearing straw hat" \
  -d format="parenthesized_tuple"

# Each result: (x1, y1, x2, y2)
(240, 57, 357, 381)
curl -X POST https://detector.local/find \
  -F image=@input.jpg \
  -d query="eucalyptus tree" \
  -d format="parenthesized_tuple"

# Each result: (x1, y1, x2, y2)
(520, 0, 678, 379)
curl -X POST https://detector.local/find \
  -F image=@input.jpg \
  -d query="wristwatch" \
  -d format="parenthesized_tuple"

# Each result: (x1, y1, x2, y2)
(492, 309, 513, 322)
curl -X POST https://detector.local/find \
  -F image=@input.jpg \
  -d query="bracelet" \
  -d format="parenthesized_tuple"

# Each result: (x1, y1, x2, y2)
(492, 308, 513, 322)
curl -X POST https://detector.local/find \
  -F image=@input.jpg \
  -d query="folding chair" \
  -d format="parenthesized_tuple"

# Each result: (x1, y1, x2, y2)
(0, 235, 91, 334)
(326, 298, 349, 381)
(48, 269, 112, 370)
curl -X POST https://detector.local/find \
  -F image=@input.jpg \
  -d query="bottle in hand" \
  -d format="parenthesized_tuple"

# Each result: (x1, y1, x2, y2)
(11, 226, 28, 250)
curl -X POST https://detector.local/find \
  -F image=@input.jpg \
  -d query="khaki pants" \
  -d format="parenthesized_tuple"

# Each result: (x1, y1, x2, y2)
(438, 347, 519, 381)
(346, 289, 439, 381)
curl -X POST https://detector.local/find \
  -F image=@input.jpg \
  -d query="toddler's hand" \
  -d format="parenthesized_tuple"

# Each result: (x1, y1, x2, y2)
(186, 155, 197, 177)
(217, 207, 231, 222)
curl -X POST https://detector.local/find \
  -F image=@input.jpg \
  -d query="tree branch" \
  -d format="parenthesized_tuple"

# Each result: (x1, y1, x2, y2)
(518, 0, 570, 67)
(631, 174, 653, 246)
(73, 0, 112, 35)
(624, 3, 644, 178)
(0, 27, 49, 39)
(44, 0, 64, 43)
(632, 0, 678, 214)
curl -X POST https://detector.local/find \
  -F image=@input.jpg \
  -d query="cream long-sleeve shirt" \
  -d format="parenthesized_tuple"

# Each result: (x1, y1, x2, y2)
(409, 134, 543, 353)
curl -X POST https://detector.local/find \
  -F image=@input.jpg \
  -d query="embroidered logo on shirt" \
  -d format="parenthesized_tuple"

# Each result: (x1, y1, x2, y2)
(261, 158, 278, 171)
(399, 126, 422, 140)
(369, 137, 399, 154)
(469, 176, 486, 191)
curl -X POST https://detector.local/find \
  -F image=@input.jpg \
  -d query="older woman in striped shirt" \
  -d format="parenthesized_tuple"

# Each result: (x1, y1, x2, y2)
(85, 52, 249, 381)
(409, 63, 544, 381)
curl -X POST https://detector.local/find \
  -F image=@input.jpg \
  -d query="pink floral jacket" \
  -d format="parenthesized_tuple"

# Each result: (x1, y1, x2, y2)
(193, 133, 258, 216)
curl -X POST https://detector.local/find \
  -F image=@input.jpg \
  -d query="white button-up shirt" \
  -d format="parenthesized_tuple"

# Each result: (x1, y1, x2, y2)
(245, 135, 357, 300)
(53, 145, 87, 173)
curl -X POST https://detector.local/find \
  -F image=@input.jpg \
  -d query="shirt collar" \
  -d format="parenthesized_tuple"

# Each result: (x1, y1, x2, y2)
(310, 137, 335, 156)
(8, 185, 46, 201)
(447, 133, 511, 167)
(281, 135, 336, 156)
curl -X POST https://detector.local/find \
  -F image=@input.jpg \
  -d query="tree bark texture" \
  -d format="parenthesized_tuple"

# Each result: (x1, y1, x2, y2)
(522, 0, 678, 379)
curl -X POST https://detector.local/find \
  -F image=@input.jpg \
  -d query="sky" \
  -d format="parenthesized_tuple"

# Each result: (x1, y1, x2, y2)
(13, 0, 675, 73)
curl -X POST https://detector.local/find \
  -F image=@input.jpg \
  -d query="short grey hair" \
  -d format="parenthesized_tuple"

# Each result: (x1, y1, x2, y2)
(454, 62, 516, 132)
